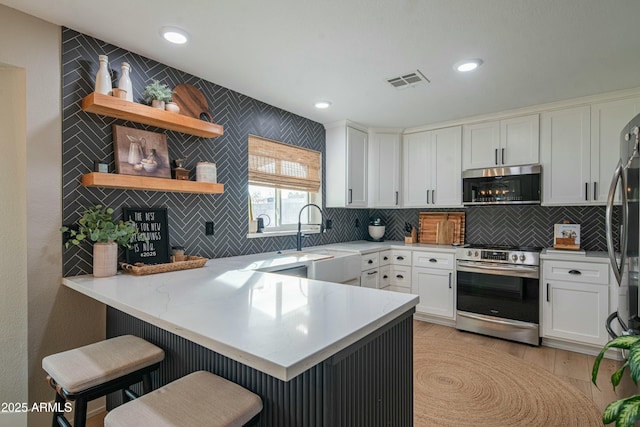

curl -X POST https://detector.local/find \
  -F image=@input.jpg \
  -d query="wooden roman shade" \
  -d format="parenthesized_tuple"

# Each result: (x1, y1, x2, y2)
(248, 135, 321, 192)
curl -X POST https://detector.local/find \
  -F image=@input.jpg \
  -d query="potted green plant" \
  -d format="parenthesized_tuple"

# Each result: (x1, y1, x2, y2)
(142, 79, 173, 110)
(592, 334, 640, 426)
(60, 205, 140, 277)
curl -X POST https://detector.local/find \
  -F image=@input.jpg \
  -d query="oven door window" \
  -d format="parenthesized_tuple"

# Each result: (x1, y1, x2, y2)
(457, 271, 539, 323)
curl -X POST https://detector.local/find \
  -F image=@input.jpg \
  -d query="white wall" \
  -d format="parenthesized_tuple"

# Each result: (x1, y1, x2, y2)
(0, 6, 105, 426)
(0, 65, 28, 427)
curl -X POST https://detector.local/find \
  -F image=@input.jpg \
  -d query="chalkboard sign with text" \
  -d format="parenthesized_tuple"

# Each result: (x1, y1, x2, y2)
(123, 207, 170, 265)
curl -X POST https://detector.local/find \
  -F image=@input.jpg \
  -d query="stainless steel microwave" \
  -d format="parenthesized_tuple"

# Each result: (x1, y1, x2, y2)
(462, 165, 541, 205)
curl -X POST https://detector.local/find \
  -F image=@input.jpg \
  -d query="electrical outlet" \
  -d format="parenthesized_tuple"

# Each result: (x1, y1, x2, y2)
(205, 221, 214, 236)
(325, 219, 332, 230)
(355, 218, 360, 228)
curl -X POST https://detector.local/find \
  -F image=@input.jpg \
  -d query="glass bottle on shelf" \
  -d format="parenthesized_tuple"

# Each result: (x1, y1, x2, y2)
(94, 55, 112, 95)
(118, 62, 133, 102)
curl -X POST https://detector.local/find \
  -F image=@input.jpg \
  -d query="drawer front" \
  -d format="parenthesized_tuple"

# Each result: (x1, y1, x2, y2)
(390, 265, 411, 288)
(361, 269, 379, 289)
(391, 249, 412, 266)
(543, 260, 609, 285)
(412, 251, 455, 270)
(380, 265, 391, 288)
(361, 252, 380, 271)
(379, 250, 392, 266)
(386, 285, 410, 294)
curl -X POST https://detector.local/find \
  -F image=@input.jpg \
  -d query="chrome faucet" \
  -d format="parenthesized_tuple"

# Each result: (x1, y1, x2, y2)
(296, 203, 326, 251)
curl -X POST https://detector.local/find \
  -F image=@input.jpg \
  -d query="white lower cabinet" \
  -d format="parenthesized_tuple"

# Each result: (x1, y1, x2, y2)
(361, 269, 379, 289)
(411, 251, 456, 321)
(541, 259, 611, 346)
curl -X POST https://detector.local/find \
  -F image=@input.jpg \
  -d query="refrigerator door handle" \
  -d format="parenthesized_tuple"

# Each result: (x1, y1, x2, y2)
(606, 160, 627, 286)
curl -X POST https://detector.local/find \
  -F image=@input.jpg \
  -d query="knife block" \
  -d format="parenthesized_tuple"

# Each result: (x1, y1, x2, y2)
(405, 228, 418, 244)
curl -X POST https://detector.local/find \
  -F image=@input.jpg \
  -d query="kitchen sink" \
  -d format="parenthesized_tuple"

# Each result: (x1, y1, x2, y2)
(304, 248, 361, 284)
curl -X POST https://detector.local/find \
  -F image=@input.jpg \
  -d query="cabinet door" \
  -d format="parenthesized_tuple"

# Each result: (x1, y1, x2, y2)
(540, 106, 591, 205)
(346, 127, 368, 207)
(462, 121, 500, 170)
(591, 97, 640, 203)
(368, 132, 401, 207)
(403, 131, 432, 207)
(412, 267, 454, 319)
(542, 280, 609, 346)
(432, 126, 462, 206)
(361, 269, 379, 289)
(500, 114, 539, 166)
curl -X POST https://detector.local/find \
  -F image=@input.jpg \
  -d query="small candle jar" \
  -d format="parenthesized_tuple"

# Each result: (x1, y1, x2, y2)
(171, 246, 185, 262)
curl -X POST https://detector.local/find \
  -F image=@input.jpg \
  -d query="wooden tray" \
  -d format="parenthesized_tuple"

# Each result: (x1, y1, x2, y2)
(418, 212, 465, 245)
(120, 256, 208, 275)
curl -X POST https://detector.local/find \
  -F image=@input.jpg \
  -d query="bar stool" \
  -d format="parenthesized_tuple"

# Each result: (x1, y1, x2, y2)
(104, 371, 263, 427)
(42, 335, 164, 427)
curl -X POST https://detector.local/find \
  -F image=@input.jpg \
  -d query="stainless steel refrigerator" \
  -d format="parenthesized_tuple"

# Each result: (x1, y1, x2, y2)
(606, 112, 640, 338)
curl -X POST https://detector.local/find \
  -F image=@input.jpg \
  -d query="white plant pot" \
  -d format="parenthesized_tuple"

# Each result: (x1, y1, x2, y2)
(151, 99, 165, 110)
(93, 242, 118, 278)
(165, 102, 180, 113)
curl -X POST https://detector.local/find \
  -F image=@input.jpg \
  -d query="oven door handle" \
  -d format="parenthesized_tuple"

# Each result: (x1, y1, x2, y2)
(457, 311, 538, 330)
(456, 261, 539, 278)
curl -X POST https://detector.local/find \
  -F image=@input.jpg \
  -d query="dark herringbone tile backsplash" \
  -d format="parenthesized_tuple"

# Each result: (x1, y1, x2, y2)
(61, 28, 615, 276)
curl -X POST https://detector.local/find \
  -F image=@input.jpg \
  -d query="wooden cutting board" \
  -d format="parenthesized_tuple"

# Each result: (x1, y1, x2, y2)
(436, 214, 455, 245)
(172, 84, 214, 122)
(419, 212, 465, 245)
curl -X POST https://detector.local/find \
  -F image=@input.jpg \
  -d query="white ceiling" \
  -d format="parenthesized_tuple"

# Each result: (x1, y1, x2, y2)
(3, 0, 640, 128)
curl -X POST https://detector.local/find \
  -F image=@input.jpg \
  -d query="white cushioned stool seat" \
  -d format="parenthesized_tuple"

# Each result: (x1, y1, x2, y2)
(104, 371, 263, 427)
(42, 335, 165, 393)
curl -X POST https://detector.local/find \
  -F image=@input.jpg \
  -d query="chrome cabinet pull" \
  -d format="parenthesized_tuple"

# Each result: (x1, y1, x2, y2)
(568, 269, 581, 275)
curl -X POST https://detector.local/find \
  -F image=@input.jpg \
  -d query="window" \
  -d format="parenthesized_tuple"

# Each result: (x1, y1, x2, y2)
(248, 135, 322, 232)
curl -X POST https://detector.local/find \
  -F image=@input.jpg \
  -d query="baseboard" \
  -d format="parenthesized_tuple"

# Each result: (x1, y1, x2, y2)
(413, 313, 455, 327)
(541, 337, 624, 360)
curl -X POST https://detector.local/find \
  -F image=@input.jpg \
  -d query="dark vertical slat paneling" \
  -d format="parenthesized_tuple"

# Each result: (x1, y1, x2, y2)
(108, 307, 413, 426)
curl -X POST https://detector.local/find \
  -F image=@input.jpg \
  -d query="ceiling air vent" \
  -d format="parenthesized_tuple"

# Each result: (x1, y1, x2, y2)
(386, 70, 430, 90)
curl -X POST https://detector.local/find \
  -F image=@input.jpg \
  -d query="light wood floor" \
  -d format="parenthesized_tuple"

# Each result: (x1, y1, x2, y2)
(85, 321, 635, 426)
(414, 319, 637, 415)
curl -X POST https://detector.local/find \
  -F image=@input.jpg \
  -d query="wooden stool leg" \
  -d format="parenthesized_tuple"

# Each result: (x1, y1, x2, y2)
(73, 398, 87, 427)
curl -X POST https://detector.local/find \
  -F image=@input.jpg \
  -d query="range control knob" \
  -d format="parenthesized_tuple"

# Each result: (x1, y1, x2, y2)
(520, 254, 526, 262)
(474, 251, 479, 257)
(511, 254, 518, 261)
(467, 250, 472, 256)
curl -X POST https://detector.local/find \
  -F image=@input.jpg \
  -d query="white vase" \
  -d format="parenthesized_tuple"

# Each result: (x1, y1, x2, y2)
(94, 55, 112, 95)
(151, 99, 165, 109)
(93, 242, 118, 278)
(165, 102, 180, 113)
(118, 62, 133, 102)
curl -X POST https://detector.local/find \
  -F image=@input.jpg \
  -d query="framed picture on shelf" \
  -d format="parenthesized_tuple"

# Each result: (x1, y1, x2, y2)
(123, 207, 170, 265)
(113, 125, 171, 179)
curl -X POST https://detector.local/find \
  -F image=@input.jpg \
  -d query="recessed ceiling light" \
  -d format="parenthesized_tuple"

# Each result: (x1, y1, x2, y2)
(314, 101, 331, 109)
(161, 27, 189, 44)
(454, 59, 483, 72)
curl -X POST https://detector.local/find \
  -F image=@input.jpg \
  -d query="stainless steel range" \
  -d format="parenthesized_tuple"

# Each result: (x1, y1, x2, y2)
(456, 244, 542, 345)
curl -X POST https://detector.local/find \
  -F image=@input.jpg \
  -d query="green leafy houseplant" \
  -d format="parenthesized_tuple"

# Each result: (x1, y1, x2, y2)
(60, 205, 139, 248)
(142, 80, 173, 104)
(592, 334, 640, 426)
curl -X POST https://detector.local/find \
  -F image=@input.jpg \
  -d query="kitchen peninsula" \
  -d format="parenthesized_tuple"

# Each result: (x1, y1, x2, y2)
(63, 250, 418, 426)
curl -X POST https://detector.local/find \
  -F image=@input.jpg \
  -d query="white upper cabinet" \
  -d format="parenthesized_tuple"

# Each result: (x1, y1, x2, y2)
(368, 132, 402, 208)
(590, 97, 640, 203)
(462, 114, 539, 170)
(403, 126, 462, 207)
(541, 96, 640, 205)
(326, 123, 368, 208)
(541, 106, 591, 205)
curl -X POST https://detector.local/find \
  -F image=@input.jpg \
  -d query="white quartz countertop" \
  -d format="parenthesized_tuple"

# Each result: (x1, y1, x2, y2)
(320, 240, 457, 254)
(62, 244, 418, 382)
(540, 248, 612, 263)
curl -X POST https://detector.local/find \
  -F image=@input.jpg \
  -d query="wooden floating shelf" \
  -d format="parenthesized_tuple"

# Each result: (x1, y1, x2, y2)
(81, 92, 224, 138)
(81, 173, 224, 194)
